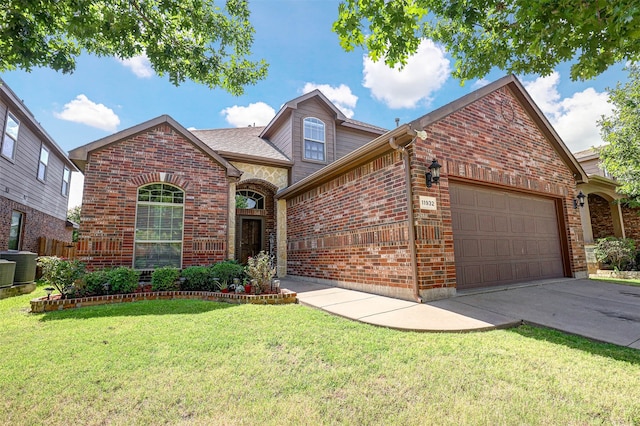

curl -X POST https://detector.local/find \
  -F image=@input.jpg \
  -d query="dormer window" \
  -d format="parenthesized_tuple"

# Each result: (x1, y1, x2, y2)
(303, 117, 325, 162)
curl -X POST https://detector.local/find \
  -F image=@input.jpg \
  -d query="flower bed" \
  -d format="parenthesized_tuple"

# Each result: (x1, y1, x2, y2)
(590, 270, 640, 280)
(30, 289, 297, 313)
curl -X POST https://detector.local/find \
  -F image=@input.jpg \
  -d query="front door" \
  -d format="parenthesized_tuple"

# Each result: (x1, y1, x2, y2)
(238, 218, 263, 263)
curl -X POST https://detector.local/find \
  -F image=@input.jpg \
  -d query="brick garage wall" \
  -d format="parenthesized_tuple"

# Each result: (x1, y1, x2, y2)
(622, 204, 640, 241)
(1, 196, 71, 252)
(588, 194, 615, 239)
(286, 85, 586, 301)
(411, 86, 586, 295)
(286, 151, 415, 300)
(79, 124, 229, 270)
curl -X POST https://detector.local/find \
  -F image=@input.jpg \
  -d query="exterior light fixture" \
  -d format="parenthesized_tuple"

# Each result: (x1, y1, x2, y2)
(426, 159, 442, 188)
(103, 281, 111, 295)
(44, 287, 54, 300)
(573, 191, 586, 209)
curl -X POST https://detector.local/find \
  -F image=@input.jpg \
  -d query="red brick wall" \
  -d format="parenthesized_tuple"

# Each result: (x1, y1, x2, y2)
(79, 124, 230, 270)
(412, 86, 585, 293)
(622, 204, 640, 241)
(589, 194, 615, 239)
(286, 151, 414, 299)
(1, 196, 72, 252)
(286, 86, 586, 300)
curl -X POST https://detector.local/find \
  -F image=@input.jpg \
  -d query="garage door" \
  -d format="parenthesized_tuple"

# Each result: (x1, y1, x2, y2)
(450, 182, 565, 289)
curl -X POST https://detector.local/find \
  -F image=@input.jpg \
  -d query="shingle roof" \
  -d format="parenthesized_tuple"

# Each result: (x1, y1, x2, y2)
(573, 147, 601, 160)
(191, 126, 291, 164)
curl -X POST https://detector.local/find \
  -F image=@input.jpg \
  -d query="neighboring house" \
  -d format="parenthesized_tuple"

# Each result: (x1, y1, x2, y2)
(71, 76, 590, 301)
(574, 147, 640, 272)
(574, 147, 640, 242)
(0, 78, 78, 252)
(68, 90, 385, 274)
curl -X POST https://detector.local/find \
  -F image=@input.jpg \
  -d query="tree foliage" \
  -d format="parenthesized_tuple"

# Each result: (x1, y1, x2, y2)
(334, 0, 640, 83)
(599, 64, 640, 200)
(0, 0, 267, 95)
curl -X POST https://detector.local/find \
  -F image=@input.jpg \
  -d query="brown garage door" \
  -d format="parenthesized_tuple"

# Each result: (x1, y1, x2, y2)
(450, 182, 565, 289)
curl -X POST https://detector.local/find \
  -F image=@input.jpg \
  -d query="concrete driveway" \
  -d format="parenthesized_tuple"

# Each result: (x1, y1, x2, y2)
(431, 278, 640, 349)
(283, 277, 640, 349)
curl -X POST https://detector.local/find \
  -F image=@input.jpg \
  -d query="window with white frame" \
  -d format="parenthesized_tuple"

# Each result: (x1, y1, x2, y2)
(61, 167, 71, 196)
(303, 117, 325, 162)
(2, 111, 19, 160)
(134, 183, 184, 269)
(236, 190, 265, 209)
(37, 145, 49, 181)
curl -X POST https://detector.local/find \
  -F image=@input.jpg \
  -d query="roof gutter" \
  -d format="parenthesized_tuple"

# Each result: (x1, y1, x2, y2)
(389, 135, 422, 303)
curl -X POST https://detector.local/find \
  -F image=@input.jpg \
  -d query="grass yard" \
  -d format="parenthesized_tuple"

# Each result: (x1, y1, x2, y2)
(591, 277, 640, 287)
(1, 286, 639, 425)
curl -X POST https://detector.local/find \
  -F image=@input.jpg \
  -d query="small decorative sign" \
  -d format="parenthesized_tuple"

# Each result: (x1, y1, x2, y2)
(419, 196, 437, 211)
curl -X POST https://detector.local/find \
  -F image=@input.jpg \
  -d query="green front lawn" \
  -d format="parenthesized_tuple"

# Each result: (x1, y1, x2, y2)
(591, 276, 640, 287)
(1, 286, 639, 425)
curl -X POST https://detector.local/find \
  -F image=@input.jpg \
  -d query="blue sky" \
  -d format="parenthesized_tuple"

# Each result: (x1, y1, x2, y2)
(1, 0, 628, 208)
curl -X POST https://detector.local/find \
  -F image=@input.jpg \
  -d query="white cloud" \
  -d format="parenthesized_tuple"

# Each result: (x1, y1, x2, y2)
(523, 72, 613, 152)
(54, 95, 120, 132)
(473, 78, 491, 89)
(301, 83, 358, 118)
(68, 172, 84, 209)
(221, 102, 276, 127)
(117, 54, 154, 78)
(362, 39, 450, 109)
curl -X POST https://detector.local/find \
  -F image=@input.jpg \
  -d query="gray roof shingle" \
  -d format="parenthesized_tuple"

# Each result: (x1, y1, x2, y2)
(191, 126, 291, 163)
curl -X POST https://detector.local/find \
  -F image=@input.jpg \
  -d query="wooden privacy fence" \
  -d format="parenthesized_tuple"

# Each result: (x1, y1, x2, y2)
(37, 237, 78, 259)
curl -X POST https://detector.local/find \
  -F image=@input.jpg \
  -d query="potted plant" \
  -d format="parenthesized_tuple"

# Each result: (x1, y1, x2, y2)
(218, 281, 229, 293)
(243, 278, 252, 295)
(245, 251, 276, 293)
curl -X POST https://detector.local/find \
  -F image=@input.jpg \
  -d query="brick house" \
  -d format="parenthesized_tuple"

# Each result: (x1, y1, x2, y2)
(1, 78, 78, 253)
(279, 75, 588, 301)
(574, 148, 640, 272)
(71, 75, 589, 301)
(69, 90, 385, 274)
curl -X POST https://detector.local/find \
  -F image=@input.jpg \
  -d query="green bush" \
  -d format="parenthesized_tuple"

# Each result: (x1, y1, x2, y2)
(210, 260, 244, 287)
(593, 237, 637, 271)
(82, 269, 111, 296)
(108, 267, 140, 294)
(180, 266, 216, 291)
(245, 251, 276, 293)
(37, 256, 86, 299)
(151, 267, 180, 291)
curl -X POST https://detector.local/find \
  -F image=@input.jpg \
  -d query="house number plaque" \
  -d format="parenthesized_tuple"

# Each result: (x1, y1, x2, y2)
(419, 196, 437, 211)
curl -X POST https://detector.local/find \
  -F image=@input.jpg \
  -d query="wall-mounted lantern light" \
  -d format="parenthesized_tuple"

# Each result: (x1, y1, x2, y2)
(426, 159, 442, 188)
(573, 191, 586, 209)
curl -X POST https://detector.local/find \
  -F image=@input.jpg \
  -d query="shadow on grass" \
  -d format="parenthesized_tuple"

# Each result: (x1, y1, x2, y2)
(509, 324, 640, 365)
(37, 298, 238, 322)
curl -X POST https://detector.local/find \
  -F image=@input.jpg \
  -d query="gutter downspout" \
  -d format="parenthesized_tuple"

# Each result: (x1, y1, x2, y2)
(389, 137, 422, 303)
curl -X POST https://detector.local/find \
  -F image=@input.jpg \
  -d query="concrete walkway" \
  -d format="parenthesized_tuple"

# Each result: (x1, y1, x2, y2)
(280, 277, 640, 349)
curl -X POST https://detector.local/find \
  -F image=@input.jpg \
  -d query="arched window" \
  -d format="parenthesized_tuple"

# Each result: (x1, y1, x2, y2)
(236, 190, 264, 209)
(303, 117, 325, 162)
(134, 183, 184, 269)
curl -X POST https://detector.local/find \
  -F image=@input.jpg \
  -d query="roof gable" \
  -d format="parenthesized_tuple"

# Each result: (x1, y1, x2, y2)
(68, 115, 241, 178)
(409, 75, 588, 183)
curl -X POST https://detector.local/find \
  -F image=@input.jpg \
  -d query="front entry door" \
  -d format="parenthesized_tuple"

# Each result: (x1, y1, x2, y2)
(239, 218, 263, 263)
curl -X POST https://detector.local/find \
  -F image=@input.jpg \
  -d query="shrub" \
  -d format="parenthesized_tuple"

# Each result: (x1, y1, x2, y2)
(180, 266, 216, 291)
(593, 237, 637, 271)
(37, 257, 85, 299)
(82, 269, 111, 296)
(151, 267, 180, 291)
(108, 267, 140, 294)
(245, 251, 276, 293)
(210, 260, 244, 287)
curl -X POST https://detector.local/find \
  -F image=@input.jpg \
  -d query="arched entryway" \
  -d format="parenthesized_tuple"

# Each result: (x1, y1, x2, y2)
(235, 180, 277, 263)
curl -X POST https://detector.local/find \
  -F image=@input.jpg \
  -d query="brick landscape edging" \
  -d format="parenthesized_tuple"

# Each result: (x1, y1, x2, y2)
(30, 289, 298, 313)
